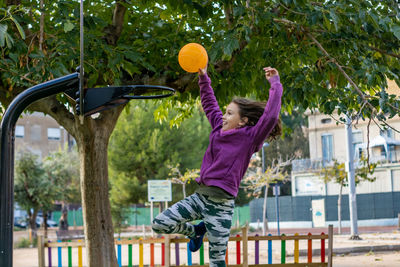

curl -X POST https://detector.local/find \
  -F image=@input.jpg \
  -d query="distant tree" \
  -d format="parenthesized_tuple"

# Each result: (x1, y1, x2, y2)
(168, 164, 199, 199)
(318, 156, 376, 234)
(263, 111, 309, 166)
(43, 146, 80, 230)
(262, 111, 309, 196)
(14, 151, 58, 238)
(110, 200, 131, 237)
(242, 155, 290, 235)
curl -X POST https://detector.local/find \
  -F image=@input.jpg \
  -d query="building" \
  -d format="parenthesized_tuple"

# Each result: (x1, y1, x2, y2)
(292, 110, 400, 197)
(286, 80, 400, 227)
(292, 80, 400, 196)
(15, 112, 73, 160)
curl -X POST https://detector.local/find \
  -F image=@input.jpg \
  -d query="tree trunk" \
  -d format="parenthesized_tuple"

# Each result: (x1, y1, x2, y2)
(39, 0, 44, 51)
(28, 209, 38, 240)
(262, 185, 269, 235)
(78, 131, 118, 267)
(43, 212, 48, 238)
(59, 203, 69, 231)
(6, 0, 21, 5)
(338, 184, 343, 235)
(183, 183, 186, 199)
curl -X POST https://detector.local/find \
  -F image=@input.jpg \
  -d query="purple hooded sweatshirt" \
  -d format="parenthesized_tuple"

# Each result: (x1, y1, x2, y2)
(195, 73, 283, 197)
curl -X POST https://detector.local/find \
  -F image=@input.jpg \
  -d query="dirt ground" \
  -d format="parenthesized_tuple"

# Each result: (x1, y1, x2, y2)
(12, 228, 400, 267)
(13, 248, 400, 267)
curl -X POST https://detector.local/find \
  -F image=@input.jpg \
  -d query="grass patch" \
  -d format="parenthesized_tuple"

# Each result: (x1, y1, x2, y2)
(14, 237, 37, 249)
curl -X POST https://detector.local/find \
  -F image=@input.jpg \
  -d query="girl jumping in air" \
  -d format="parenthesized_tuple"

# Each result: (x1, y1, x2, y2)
(152, 66, 283, 267)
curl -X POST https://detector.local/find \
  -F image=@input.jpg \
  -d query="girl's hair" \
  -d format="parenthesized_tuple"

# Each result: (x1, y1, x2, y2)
(232, 98, 282, 141)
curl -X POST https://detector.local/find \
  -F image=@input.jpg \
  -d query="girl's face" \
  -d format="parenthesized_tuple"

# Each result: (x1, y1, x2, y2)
(222, 102, 247, 131)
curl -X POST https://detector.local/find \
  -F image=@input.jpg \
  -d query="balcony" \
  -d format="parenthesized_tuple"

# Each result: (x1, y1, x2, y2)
(292, 158, 334, 173)
(292, 153, 400, 173)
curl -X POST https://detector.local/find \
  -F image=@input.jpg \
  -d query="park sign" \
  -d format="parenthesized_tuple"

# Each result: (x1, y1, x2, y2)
(147, 180, 172, 202)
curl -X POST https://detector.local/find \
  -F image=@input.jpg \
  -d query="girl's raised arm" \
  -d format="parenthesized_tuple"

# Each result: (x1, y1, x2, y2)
(249, 68, 283, 147)
(198, 68, 223, 129)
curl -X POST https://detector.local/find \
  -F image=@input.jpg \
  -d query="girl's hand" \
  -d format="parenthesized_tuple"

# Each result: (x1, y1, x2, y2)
(199, 66, 207, 76)
(263, 67, 279, 81)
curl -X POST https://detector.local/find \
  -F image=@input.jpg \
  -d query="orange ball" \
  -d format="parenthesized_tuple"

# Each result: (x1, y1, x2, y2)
(178, 43, 208, 73)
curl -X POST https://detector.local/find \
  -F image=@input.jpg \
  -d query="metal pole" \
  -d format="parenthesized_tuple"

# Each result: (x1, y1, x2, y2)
(79, 0, 84, 123)
(150, 201, 154, 236)
(345, 114, 359, 239)
(0, 73, 79, 267)
(274, 184, 280, 236)
(135, 204, 138, 227)
(262, 143, 269, 235)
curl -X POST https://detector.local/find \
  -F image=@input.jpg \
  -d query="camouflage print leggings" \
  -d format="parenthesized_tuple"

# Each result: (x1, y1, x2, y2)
(151, 192, 234, 267)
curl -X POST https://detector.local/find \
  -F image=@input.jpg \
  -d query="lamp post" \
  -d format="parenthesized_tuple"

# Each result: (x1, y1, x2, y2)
(345, 114, 359, 239)
(274, 184, 281, 236)
(261, 142, 269, 235)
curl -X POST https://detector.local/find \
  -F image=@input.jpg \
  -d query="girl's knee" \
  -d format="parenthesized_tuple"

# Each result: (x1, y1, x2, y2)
(151, 217, 174, 234)
(151, 218, 164, 233)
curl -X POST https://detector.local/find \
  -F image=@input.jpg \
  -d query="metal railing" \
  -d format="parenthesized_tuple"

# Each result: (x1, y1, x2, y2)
(292, 154, 400, 173)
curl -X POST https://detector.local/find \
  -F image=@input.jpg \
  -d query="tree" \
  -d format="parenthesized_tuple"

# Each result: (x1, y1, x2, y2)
(318, 156, 377, 234)
(14, 151, 57, 238)
(43, 146, 80, 230)
(242, 155, 290, 235)
(168, 164, 199, 199)
(263, 111, 309, 166)
(110, 200, 131, 237)
(2, 1, 400, 265)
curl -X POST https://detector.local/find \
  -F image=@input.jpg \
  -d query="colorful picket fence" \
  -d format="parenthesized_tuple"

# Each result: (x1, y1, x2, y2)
(38, 225, 333, 267)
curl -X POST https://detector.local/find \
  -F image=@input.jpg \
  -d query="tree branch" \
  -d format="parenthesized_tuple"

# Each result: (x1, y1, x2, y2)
(104, 0, 127, 45)
(214, 40, 248, 73)
(368, 45, 400, 59)
(279, 3, 307, 16)
(272, 17, 400, 127)
(224, 3, 233, 27)
(39, 0, 44, 51)
(303, 30, 385, 118)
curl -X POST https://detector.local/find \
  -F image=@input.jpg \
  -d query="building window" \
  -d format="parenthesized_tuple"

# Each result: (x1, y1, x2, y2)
(30, 125, 41, 141)
(352, 130, 363, 154)
(388, 145, 396, 162)
(321, 134, 333, 163)
(47, 128, 61, 140)
(15, 125, 24, 138)
(380, 129, 393, 138)
(321, 118, 332, 124)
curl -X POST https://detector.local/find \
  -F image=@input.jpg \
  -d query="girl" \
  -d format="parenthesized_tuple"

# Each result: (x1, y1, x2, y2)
(152, 66, 283, 267)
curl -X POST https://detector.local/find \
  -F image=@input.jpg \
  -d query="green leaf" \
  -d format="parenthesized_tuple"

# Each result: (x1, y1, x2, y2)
(329, 9, 339, 31)
(4, 32, 14, 49)
(63, 20, 75, 33)
(29, 53, 44, 59)
(160, 10, 169, 21)
(323, 14, 331, 31)
(0, 24, 7, 47)
(391, 25, 400, 40)
(9, 53, 18, 63)
(368, 13, 380, 30)
(140, 60, 156, 72)
(125, 51, 142, 62)
(122, 60, 140, 76)
(10, 16, 25, 39)
(223, 35, 239, 57)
